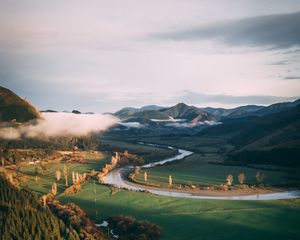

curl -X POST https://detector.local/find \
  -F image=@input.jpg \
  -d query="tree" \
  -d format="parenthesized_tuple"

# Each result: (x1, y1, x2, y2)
(111, 156, 118, 167)
(75, 172, 80, 183)
(55, 170, 61, 181)
(93, 181, 96, 194)
(255, 171, 266, 185)
(41, 195, 47, 207)
(63, 165, 68, 187)
(226, 175, 233, 186)
(135, 166, 141, 175)
(72, 171, 76, 184)
(169, 175, 173, 187)
(52, 182, 57, 195)
(124, 150, 129, 157)
(238, 173, 246, 185)
(35, 176, 40, 182)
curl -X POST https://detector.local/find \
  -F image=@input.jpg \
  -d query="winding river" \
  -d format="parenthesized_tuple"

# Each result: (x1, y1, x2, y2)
(103, 143, 300, 201)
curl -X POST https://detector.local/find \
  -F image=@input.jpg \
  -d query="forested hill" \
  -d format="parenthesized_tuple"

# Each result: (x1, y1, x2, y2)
(0, 174, 79, 240)
(0, 86, 40, 122)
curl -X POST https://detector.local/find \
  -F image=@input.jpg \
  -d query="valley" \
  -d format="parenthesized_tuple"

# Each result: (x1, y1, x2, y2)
(12, 139, 300, 239)
(1, 86, 300, 239)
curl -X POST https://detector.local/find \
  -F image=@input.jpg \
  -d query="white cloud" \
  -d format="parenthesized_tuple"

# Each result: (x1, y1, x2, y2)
(0, 112, 119, 140)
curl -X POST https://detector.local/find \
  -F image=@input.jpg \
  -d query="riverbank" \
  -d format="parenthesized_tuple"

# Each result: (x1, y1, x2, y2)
(103, 144, 300, 200)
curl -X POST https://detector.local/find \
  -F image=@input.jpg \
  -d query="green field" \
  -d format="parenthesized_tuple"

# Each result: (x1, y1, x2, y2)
(134, 153, 290, 187)
(19, 141, 300, 240)
(101, 138, 177, 163)
(19, 152, 111, 195)
(59, 182, 300, 240)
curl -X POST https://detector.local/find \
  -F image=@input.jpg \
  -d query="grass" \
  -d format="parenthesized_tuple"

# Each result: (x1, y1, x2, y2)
(58, 182, 300, 240)
(19, 151, 111, 195)
(134, 153, 289, 187)
(101, 138, 177, 163)
(19, 140, 300, 240)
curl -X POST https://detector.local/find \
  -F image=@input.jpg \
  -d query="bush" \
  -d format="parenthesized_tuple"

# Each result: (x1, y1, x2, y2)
(108, 215, 162, 240)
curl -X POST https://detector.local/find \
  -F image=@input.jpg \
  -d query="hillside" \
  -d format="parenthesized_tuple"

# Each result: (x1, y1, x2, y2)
(114, 105, 165, 119)
(230, 105, 300, 149)
(0, 86, 40, 122)
(114, 100, 300, 125)
(224, 99, 300, 119)
(0, 174, 80, 240)
(202, 105, 264, 119)
(202, 105, 300, 166)
(115, 102, 211, 122)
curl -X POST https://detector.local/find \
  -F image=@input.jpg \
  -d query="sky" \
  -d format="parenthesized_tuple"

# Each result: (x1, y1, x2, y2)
(0, 0, 300, 113)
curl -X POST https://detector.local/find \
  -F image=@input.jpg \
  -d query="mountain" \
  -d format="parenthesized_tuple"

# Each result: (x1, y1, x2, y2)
(202, 105, 264, 119)
(224, 99, 300, 119)
(115, 103, 211, 122)
(140, 105, 165, 111)
(250, 99, 300, 116)
(202, 104, 300, 166)
(162, 103, 210, 121)
(0, 86, 40, 122)
(114, 105, 165, 119)
(226, 105, 264, 118)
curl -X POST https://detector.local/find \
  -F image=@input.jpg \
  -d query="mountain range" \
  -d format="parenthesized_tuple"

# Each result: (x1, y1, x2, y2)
(1, 85, 300, 167)
(113, 99, 300, 129)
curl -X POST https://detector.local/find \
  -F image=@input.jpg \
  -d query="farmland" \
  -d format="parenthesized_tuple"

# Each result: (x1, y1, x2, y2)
(18, 140, 300, 240)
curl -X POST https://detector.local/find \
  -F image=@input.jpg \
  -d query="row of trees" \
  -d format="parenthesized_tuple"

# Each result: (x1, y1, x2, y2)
(133, 170, 266, 189)
(226, 171, 266, 187)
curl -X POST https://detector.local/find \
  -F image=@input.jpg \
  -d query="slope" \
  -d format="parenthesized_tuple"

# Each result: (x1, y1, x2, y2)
(0, 86, 40, 122)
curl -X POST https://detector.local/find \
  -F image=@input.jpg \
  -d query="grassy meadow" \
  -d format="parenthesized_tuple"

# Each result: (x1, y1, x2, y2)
(134, 153, 290, 187)
(19, 151, 111, 195)
(59, 182, 300, 240)
(18, 140, 300, 240)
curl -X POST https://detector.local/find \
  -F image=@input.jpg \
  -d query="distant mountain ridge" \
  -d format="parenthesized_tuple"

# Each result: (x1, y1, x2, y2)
(115, 105, 165, 119)
(114, 103, 212, 124)
(201, 105, 264, 119)
(114, 99, 300, 124)
(0, 86, 40, 122)
(201, 104, 300, 166)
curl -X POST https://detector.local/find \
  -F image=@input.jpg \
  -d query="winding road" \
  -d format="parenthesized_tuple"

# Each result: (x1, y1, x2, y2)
(103, 143, 300, 201)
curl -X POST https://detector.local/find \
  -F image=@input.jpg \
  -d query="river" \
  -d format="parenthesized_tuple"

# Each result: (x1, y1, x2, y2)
(103, 143, 300, 201)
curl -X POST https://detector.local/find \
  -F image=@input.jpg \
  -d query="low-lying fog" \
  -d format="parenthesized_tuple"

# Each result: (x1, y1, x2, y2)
(0, 112, 119, 140)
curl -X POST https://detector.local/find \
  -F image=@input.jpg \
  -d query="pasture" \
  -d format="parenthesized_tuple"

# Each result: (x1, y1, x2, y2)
(18, 141, 300, 240)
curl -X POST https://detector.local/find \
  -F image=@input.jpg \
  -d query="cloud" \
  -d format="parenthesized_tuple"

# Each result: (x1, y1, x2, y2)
(284, 76, 300, 80)
(152, 11, 300, 49)
(171, 90, 299, 106)
(119, 122, 144, 128)
(0, 112, 119, 140)
(267, 60, 290, 66)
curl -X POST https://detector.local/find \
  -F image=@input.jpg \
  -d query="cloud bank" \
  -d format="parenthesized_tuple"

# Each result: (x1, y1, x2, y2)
(170, 90, 299, 106)
(0, 112, 119, 140)
(153, 11, 300, 49)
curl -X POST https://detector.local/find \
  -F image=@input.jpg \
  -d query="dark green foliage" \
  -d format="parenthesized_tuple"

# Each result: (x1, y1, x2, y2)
(49, 202, 107, 239)
(0, 174, 79, 240)
(0, 134, 100, 160)
(108, 215, 162, 240)
(201, 105, 300, 166)
(229, 148, 300, 167)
